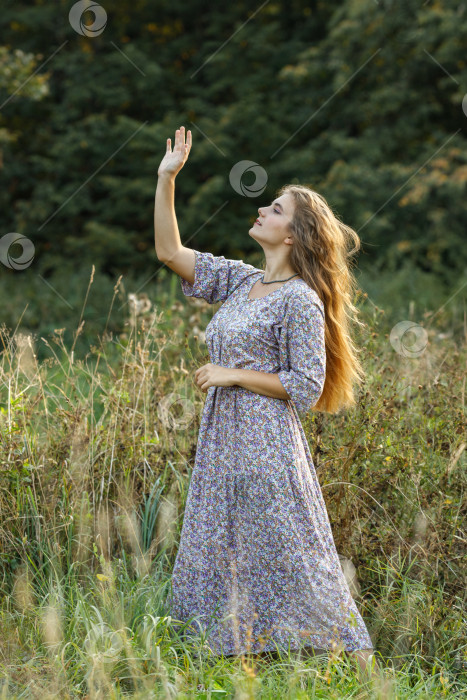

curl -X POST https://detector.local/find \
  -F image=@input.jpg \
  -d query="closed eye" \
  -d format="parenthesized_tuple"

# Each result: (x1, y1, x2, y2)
(274, 208, 280, 213)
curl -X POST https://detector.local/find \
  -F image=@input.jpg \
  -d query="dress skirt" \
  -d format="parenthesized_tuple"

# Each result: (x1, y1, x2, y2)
(168, 249, 374, 656)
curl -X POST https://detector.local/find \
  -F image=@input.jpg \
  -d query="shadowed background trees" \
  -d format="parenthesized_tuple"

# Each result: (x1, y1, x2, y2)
(1, 0, 466, 357)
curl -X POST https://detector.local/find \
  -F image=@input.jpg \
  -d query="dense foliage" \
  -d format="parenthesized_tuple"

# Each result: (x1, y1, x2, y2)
(0, 0, 466, 358)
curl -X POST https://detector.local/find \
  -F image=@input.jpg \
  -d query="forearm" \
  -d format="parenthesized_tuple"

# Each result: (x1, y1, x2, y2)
(230, 368, 290, 401)
(154, 174, 182, 261)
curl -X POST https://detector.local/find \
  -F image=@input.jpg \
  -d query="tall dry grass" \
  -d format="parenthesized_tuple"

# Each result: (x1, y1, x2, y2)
(0, 272, 465, 698)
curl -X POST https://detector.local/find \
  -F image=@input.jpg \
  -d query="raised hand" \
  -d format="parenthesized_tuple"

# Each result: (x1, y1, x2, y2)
(157, 125, 192, 179)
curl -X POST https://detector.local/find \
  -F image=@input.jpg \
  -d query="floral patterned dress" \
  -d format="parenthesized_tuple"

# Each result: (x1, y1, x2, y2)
(168, 249, 373, 656)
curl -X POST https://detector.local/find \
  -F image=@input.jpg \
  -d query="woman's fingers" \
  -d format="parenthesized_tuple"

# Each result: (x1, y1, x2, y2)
(162, 127, 191, 171)
(169, 126, 191, 155)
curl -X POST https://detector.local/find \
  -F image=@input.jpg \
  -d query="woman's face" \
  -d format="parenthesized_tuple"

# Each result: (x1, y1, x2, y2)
(249, 193, 295, 246)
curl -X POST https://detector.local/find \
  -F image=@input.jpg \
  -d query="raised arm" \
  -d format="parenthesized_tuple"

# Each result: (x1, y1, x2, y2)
(154, 125, 195, 284)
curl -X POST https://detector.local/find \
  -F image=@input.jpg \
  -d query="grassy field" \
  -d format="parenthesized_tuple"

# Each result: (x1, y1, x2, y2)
(0, 271, 465, 698)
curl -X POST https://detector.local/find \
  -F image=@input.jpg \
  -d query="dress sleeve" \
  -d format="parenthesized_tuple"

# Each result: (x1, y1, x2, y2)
(276, 289, 326, 417)
(179, 249, 258, 304)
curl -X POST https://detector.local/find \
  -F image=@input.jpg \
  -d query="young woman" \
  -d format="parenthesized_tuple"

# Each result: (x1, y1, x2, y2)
(154, 126, 375, 675)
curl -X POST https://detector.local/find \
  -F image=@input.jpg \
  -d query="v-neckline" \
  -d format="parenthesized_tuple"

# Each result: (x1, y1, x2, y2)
(245, 271, 302, 302)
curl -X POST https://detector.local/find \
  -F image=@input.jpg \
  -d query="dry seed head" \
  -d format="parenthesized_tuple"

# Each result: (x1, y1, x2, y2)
(128, 292, 152, 316)
(155, 493, 178, 552)
(14, 331, 36, 378)
(338, 554, 361, 598)
(12, 564, 34, 611)
(95, 506, 113, 561)
(41, 603, 63, 650)
(412, 511, 429, 543)
(73, 490, 93, 565)
(134, 552, 152, 578)
(118, 508, 142, 556)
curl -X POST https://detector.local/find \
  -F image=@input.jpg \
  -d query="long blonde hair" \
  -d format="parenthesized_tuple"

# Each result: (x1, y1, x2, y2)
(276, 183, 365, 414)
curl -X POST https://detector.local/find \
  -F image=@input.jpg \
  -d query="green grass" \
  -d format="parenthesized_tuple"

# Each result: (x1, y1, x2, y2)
(0, 269, 466, 698)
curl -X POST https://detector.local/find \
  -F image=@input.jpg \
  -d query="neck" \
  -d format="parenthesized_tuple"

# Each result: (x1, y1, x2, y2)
(261, 251, 298, 283)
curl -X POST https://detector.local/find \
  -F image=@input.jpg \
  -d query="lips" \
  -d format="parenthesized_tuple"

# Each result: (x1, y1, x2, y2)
(255, 219, 261, 225)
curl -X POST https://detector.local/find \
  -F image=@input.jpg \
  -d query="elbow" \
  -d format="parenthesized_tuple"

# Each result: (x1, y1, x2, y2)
(296, 382, 325, 416)
(278, 370, 325, 416)
(155, 250, 168, 264)
(302, 382, 325, 414)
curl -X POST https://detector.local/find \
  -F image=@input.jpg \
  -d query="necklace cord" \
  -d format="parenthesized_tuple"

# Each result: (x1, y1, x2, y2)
(260, 273, 299, 284)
